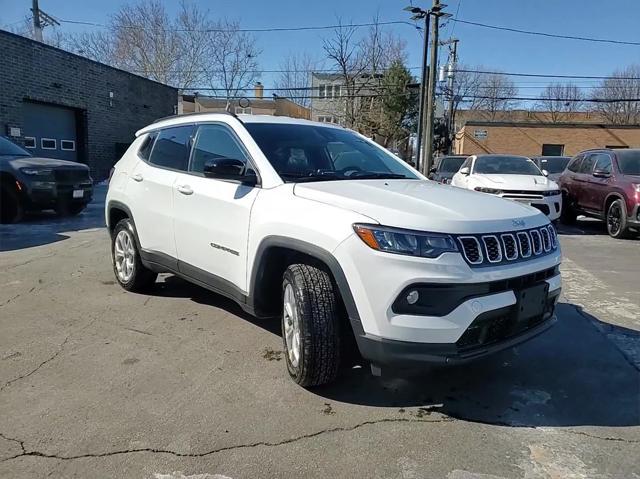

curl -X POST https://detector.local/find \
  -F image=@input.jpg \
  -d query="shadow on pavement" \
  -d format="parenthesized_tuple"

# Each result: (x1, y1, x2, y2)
(0, 186, 107, 252)
(140, 272, 640, 429)
(557, 217, 639, 239)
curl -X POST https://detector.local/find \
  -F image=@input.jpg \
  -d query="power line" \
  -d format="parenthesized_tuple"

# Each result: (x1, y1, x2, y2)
(452, 18, 640, 46)
(58, 18, 415, 33)
(454, 69, 640, 81)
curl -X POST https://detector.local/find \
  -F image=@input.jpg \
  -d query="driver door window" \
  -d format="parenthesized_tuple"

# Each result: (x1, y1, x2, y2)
(190, 124, 249, 174)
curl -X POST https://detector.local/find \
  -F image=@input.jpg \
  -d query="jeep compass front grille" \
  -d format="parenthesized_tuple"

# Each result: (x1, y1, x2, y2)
(455, 225, 558, 267)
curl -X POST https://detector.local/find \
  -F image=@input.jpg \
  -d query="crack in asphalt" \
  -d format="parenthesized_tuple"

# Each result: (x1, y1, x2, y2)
(0, 417, 454, 462)
(0, 336, 70, 393)
(562, 429, 640, 443)
(0, 432, 26, 455)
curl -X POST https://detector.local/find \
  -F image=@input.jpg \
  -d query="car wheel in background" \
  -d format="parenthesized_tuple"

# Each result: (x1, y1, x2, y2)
(606, 199, 630, 239)
(281, 263, 341, 387)
(111, 218, 158, 291)
(0, 180, 24, 224)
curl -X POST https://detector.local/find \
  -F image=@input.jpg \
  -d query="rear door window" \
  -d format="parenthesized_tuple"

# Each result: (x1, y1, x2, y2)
(148, 125, 195, 171)
(578, 154, 596, 174)
(567, 155, 583, 172)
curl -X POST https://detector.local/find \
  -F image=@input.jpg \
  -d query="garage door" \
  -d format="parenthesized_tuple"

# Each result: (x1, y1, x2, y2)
(22, 102, 78, 162)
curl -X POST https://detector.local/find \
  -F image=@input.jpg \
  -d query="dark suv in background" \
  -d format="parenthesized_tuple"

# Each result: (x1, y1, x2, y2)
(558, 148, 640, 238)
(428, 155, 467, 183)
(0, 136, 93, 224)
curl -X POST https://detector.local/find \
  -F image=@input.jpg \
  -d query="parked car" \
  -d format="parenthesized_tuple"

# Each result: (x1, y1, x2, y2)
(0, 136, 93, 223)
(531, 156, 571, 182)
(558, 148, 640, 238)
(450, 154, 562, 221)
(106, 114, 561, 387)
(428, 155, 467, 183)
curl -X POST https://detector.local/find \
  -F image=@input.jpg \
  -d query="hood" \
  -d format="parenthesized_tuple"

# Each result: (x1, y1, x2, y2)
(9, 157, 89, 169)
(294, 179, 548, 234)
(474, 174, 557, 191)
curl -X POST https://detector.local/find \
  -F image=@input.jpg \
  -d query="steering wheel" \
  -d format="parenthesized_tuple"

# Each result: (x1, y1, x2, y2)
(335, 166, 363, 176)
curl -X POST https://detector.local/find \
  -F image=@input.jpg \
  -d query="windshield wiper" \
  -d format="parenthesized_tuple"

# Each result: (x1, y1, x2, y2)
(348, 172, 411, 180)
(279, 171, 344, 183)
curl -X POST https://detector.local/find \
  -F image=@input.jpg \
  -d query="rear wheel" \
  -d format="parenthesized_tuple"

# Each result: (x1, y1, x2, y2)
(282, 263, 341, 387)
(606, 199, 630, 239)
(111, 218, 157, 291)
(0, 181, 24, 224)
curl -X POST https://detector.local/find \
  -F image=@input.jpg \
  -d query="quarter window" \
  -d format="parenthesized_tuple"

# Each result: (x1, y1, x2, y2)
(190, 124, 248, 174)
(148, 125, 194, 171)
(138, 131, 158, 161)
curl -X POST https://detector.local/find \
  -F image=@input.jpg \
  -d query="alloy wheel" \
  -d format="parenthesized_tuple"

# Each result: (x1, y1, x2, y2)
(114, 230, 135, 282)
(283, 283, 301, 368)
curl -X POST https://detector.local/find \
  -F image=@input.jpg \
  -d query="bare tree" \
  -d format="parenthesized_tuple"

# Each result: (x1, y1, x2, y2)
(473, 70, 519, 119)
(274, 52, 319, 107)
(591, 65, 640, 125)
(205, 18, 262, 100)
(10, 15, 67, 48)
(537, 82, 584, 122)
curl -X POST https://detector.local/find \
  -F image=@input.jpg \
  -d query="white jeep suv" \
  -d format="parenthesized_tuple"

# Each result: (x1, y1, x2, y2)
(106, 114, 562, 387)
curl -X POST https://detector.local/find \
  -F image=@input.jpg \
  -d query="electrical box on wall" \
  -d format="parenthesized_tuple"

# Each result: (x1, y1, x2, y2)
(7, 126, 21, 137)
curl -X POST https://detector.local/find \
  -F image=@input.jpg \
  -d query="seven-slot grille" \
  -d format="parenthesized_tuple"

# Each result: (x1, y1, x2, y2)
(456, 225, 558, 267)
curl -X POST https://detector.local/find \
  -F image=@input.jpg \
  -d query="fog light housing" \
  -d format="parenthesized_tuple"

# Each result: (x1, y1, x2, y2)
(406, 290, 419, 305)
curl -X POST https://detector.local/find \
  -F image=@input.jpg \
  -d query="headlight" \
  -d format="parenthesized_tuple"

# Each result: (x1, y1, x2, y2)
(353, 224, 458, 258)
(474, 187, 502, 195)
(542, 189, 561, 197)
(20, 167, 53, 176)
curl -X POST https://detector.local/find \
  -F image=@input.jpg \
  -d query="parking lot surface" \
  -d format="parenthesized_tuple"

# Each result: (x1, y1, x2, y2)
(1, 188, 639, 478)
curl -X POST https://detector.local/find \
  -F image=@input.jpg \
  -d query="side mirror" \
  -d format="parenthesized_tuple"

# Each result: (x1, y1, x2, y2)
(542, 169, 549, 177)
(203, 158, 257, 185)
(459, 166, 470, 176)
(593, 169, 611, 178)
(429, 166, 437, 174)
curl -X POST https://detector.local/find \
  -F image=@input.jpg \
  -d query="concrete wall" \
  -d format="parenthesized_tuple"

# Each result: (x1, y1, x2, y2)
(0, 30, 177, 180)
(455, 123, 640, 156)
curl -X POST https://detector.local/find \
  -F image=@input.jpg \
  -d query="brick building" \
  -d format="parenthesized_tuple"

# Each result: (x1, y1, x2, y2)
(0, 30, 177, 180)
(453, 110, 640, 157)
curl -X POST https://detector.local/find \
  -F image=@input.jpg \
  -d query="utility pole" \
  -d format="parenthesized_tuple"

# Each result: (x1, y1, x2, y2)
(423, 0, 449, 175)
(32, 0, 43, 42)
(30, 0, 60, 43)
(441, 38, 458, 153)
(404, 6, 431, 171)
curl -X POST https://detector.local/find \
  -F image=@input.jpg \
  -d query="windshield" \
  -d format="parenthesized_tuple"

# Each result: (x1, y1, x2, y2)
(474, 155, 543, 176)
(439, 157, 466, 173)
(536, 156, 570, 174)
(243, 123, 419, 182)
(0, 136, 31, 157)
(616, 151, 640, 175)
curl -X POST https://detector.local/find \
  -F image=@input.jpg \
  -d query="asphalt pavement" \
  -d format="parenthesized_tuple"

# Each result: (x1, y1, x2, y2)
(0, 188, 638, 478)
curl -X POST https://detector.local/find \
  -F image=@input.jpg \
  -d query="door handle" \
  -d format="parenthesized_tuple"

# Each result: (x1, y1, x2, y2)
(176, 184, 193, 195)
(131, 173, 143, 182)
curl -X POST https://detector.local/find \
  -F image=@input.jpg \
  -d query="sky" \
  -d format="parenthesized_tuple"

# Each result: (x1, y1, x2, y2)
(1, 0, 639, 98)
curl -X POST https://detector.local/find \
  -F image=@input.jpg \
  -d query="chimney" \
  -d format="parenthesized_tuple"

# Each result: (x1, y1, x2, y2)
(254, 82, 264, 99)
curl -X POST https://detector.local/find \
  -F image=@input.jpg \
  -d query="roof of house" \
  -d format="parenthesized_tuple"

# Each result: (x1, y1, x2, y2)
(462, 120, 640, 129)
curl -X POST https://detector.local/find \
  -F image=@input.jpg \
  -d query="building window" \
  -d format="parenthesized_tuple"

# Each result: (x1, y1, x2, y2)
(24, 137, 36, 149)
(605, 145, 628, 149)
(318, 116, 336, 123)
(541, 144, 564, 156)
(235, 106, 252, 114)
(41, 138, 56, 150)
(318, 85, 326, 99)
(61, 140, 76, 151)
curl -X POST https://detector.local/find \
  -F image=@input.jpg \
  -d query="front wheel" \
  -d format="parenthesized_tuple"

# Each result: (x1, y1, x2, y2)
(282, 264, 341, 387)
(606, 199, 630, 239)
(111, 218, 157, 291)
(0, 182, 24, 224)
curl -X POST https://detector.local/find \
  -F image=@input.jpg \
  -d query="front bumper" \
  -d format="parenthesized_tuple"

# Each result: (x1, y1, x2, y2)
(24, 182, 93, 209)
(333, 234, 562, 368)
(499, 193, 562, 221)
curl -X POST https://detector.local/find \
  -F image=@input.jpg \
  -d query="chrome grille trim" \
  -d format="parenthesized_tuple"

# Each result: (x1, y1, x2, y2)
(501, 234, 519, 261)
(547, 225, 557, 249)
(482, 235, 503, 263)
(458, 236, 483, 265)
(530, 230, 542, 255)
(517, 232, 532, 258)
(540, 228, 551, 252)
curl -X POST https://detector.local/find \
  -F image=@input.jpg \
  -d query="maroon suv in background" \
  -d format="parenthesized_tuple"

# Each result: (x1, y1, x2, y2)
(558, 148, 640, 238)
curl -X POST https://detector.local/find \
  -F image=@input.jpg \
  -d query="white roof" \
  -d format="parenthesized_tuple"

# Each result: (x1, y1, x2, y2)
(136, 113, 343, 136)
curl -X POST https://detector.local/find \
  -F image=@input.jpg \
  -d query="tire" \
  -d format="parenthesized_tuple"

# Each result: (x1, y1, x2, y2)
(56, 202, 86, 217)
(111, 218, 157, 291)
(560, 194, 577, 225)
(606, 199, 630, 239)
(0, 181, 24, 224)
(281, 263, 341, 387)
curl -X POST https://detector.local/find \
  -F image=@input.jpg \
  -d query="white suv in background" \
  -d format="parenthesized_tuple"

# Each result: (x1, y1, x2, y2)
(451, 154, 562, 221)
(106, 114, 562, 387)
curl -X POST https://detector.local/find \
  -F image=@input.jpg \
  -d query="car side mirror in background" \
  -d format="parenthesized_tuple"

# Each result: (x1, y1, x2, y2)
(542, 169, 549, 177)
(203, 158, 257, 185)
(429, 167, 437, 174)
(592, 169, 611, 178)
(459, 167, 470, 176)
